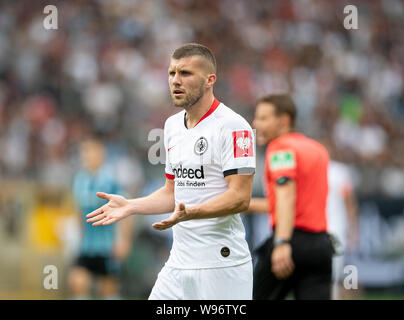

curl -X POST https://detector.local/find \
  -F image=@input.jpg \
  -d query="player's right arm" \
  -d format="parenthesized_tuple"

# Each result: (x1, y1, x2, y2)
(86, 178, 175, 226)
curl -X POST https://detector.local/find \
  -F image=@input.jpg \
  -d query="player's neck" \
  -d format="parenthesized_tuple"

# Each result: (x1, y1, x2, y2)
(184, 93, 215, 129)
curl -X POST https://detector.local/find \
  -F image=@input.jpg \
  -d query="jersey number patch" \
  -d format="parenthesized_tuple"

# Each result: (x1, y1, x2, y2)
(233, 130, 253, 158)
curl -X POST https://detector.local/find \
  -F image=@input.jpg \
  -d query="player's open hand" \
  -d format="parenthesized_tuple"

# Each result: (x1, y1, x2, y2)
(86, 192, 131, 226)
(152, 203, 189, 231)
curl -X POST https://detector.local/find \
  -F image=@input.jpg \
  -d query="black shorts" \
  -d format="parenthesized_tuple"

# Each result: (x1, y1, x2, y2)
(253, 228, 334, 300)
(75, 255, 121, 277)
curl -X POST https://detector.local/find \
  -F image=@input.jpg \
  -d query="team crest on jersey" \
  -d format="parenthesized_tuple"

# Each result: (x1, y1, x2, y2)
(233, 130, 253, 158)
(194, 137, 208, 155)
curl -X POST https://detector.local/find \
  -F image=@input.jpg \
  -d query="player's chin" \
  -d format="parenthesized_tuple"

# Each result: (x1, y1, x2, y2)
(171, 96, 187, 107)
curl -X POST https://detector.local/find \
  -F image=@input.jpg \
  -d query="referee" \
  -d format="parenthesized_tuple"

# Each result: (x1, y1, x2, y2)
(250, 94, 334, 300)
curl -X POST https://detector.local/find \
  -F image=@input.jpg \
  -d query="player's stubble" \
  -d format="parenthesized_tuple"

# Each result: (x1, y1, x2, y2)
(171, 78, 205, 109)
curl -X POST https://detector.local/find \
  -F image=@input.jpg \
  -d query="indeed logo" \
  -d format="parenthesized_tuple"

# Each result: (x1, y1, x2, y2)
(173, 165, 205, 179)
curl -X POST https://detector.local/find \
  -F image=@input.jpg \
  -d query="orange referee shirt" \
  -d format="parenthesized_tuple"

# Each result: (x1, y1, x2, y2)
(264, 132, 329, 232)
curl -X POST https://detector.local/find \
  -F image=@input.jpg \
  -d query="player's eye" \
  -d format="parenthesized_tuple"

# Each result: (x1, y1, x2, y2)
(169, 71, 175, 76)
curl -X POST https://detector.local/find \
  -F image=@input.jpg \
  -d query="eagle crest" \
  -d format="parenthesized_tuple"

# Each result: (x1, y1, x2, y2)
(236, 136, 251, 155)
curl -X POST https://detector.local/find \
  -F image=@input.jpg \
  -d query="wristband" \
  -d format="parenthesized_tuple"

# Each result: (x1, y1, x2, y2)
(273, 238, 291, 247)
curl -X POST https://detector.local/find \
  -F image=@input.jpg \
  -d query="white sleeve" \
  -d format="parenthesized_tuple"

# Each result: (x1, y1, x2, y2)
(164, 120, 175, 179)
(220, 117, 256, 177)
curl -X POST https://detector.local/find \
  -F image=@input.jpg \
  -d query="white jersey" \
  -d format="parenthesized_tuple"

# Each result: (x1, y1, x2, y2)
(163, 98, 255, 269)
(326, 160, 353, 249)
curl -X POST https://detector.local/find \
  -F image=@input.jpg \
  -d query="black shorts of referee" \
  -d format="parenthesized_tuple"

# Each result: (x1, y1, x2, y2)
(75, 255, 121, 277)
(253, 228, 334, 300)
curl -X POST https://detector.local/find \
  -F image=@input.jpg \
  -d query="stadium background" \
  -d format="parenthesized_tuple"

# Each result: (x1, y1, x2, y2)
(0, 0, 403, 299)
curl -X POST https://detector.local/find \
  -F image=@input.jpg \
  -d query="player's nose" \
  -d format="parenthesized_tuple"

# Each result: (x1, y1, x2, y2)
(171, 72, 182, 86)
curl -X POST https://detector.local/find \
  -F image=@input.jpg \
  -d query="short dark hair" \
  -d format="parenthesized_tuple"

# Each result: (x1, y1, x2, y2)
(258, 93, 297, 128)
(172, 43, 217, 74)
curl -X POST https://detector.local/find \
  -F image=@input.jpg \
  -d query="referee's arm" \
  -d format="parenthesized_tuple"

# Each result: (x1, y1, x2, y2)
(272, 178, 296, 279)
(274, 179, 296, 240)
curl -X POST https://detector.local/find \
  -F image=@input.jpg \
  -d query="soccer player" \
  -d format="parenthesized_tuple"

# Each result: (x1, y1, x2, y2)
(68, 136, 133, 299)
(324, 139, 359, 300)
(250, 94, 334, 299)
(86, 43, 256, 300)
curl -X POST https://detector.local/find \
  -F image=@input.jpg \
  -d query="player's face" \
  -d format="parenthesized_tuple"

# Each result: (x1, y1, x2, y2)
(80, 140, 105, 172)
(253, 102, 282, 145)
(168, 56, 208, 108)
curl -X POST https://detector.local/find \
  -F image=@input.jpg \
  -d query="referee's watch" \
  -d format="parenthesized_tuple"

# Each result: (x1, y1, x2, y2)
(273, 238, 291, 247)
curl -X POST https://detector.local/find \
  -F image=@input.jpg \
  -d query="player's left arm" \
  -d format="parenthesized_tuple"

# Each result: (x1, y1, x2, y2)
(152, 173, 254, 230)
(189, 173, 254, 218)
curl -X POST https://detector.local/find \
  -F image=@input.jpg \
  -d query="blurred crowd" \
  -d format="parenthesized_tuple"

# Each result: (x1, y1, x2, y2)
(0, 0, 403, 298)
(1, 0, 404, 194)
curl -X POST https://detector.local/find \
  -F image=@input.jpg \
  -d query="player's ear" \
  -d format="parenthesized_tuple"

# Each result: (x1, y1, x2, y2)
(206, 74, 216, 88)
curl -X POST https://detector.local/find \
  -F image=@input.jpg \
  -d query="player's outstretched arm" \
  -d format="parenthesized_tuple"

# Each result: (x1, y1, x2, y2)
(152, 173, 253, 230)
(86, 178, 175, 226)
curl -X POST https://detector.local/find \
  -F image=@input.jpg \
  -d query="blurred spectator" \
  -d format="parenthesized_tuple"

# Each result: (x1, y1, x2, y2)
(323, 138, 359, 300)
(0, 0, 402, 189)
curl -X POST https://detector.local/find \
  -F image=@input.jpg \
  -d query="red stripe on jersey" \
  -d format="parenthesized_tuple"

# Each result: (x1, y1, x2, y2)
(193, 98, 220, 127)
(166, 173, 175, 180)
